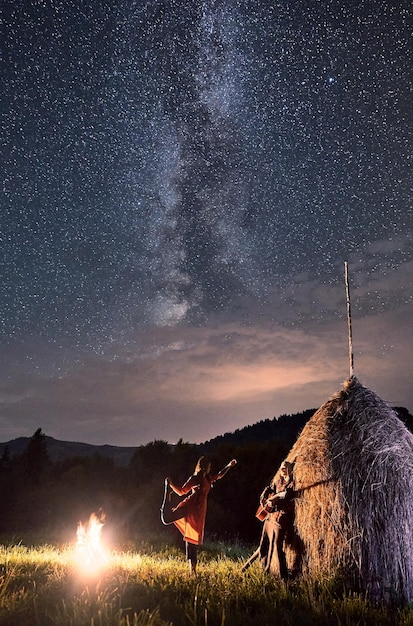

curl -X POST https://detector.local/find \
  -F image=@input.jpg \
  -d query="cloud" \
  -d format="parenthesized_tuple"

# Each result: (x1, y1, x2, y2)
(0, 258, 411, 446)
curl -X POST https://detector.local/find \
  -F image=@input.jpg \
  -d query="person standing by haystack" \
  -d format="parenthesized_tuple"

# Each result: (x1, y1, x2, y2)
(242, 460, 296, 579)
(165, 456, 237, 575)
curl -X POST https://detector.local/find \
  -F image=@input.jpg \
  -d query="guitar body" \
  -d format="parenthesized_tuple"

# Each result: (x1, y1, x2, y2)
(256, 485, 293, 521)
(255, 493, 282, 521)
(255, 505, 267, 522)
(255, 502, 273, 521)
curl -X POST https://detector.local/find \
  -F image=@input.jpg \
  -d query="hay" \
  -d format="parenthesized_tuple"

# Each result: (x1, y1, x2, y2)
(273, 376, 413, 604)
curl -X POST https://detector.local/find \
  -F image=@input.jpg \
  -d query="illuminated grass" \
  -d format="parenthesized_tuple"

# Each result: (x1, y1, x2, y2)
(0, 541, 411, 625)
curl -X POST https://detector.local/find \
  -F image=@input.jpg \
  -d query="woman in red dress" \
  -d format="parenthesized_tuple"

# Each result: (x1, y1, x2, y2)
(166, 456, 237, 574)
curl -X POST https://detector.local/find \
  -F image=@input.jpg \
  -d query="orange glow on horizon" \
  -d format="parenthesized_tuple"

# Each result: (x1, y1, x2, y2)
(184, 363, 322, 402)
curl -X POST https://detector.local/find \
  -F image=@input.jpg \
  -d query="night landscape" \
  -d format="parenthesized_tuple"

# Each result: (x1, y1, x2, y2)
(1, 0, 412, 623)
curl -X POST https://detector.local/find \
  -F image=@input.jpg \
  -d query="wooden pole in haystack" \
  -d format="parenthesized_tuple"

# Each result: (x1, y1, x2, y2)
(344, 260, 354, 378)
(253, 261, 413, 603)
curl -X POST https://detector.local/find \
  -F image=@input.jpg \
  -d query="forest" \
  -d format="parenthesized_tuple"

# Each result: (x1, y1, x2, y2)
(1, 406, 412, 547)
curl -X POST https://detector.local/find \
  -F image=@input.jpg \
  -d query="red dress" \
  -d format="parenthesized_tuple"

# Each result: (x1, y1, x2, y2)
(174, 472, 216, 545)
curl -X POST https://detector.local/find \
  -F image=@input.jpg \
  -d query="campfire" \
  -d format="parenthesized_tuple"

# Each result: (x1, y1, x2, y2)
(75, 511, 109, 574)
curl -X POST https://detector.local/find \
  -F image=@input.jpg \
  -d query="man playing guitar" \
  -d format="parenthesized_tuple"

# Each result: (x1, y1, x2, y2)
(256, 460, 294, 521)
(243, 459, 295, 578)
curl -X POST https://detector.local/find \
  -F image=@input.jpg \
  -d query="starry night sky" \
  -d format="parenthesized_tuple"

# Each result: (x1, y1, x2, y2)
(2, 0, 412, 446)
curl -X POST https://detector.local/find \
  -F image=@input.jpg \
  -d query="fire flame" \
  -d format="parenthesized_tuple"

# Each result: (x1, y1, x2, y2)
(75, 511, 109, 574)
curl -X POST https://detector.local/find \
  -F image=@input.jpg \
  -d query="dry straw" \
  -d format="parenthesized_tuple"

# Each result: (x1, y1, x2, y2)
(275, 376, 413, 604)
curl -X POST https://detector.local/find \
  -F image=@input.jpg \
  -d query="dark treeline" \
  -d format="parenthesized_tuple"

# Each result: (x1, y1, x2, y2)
(1, 407, 412, 546)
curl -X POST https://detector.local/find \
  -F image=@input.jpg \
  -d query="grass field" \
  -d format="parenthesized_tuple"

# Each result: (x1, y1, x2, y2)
(0, 539, 412, 626)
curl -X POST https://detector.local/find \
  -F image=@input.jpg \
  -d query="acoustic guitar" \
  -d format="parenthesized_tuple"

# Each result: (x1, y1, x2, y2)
(255, 490, 288, 521)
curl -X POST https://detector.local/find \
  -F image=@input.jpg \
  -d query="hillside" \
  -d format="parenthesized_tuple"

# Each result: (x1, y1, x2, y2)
(201, 408, 316, 452)
(0, 435, 137, 466)
(0, 406, 411, 466)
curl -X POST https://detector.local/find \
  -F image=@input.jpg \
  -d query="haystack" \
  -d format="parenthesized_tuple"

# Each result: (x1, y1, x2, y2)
(277, 376, 413, 604)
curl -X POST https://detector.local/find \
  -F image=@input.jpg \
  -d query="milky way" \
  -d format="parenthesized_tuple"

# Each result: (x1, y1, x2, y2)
(1, 0, 412, 444)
